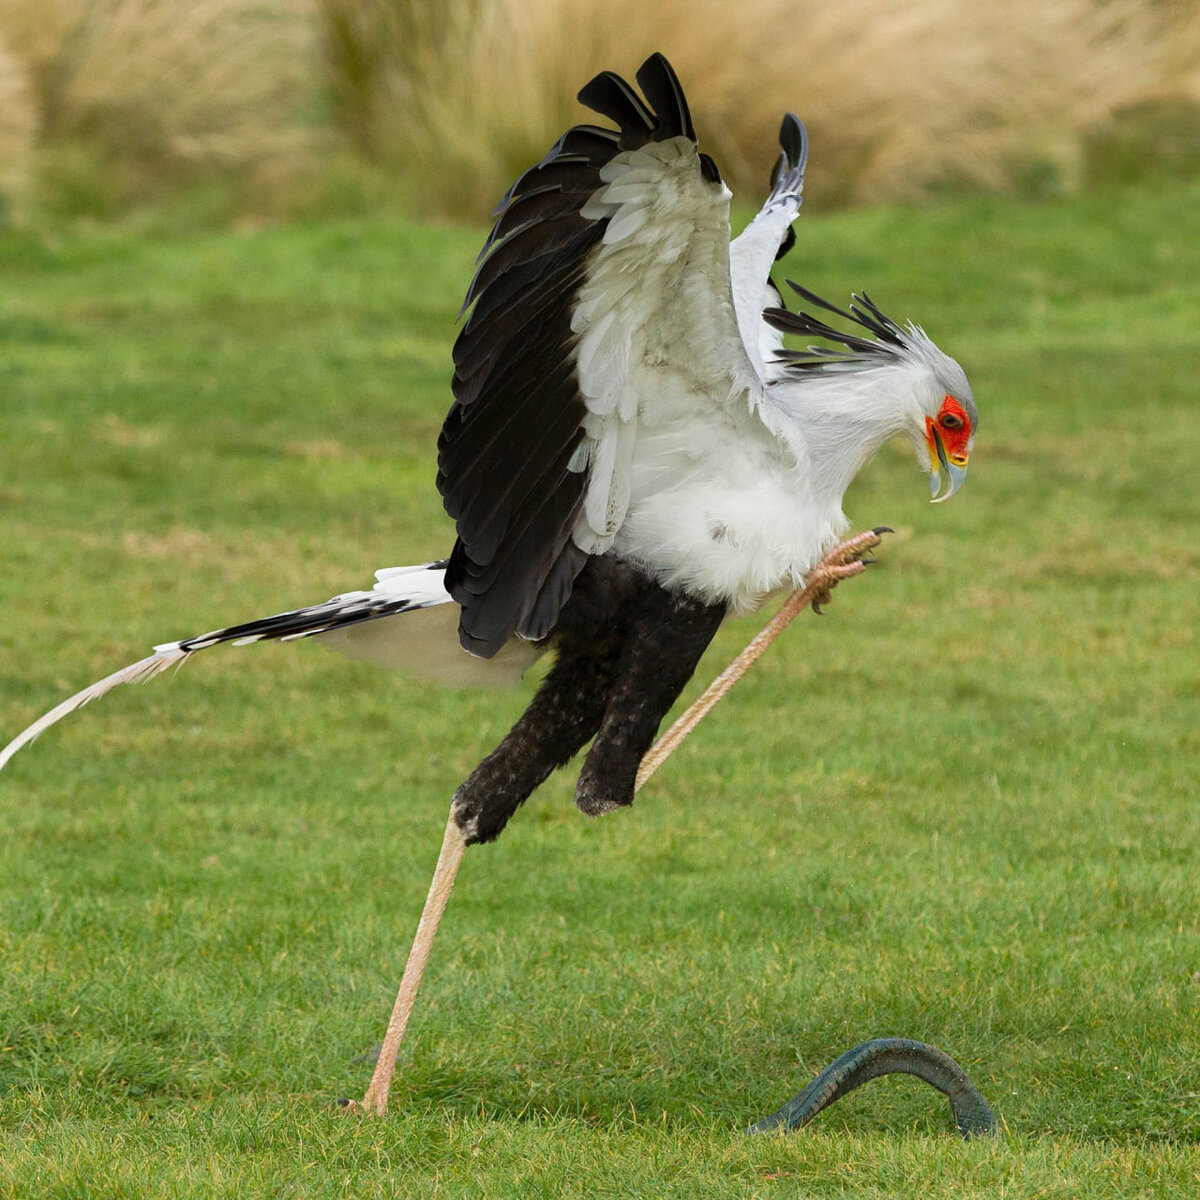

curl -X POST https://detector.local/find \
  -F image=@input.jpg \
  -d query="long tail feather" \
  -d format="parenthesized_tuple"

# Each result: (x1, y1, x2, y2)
(0, 649, 189, 770)
(1, 562, 544, 773)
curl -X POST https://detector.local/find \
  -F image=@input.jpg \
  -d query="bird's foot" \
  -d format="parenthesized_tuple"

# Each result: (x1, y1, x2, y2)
(806, 527, 891, 614)
(332, 1094, 389, 1118)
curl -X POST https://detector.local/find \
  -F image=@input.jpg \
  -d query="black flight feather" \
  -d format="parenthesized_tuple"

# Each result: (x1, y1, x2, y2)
(575, 72, 656, 148)
(453, 404, 585, 566)
(450, 480, 587, 650)
(484, 185, 599, 251)
(558, 125, 623, 160)
(461, 214, 596, 314)
(451, 278, 578, 390)
(778, 113, 805, 168)
(454, 441, 587, 591)
(520, 543, 588, 642)
(634, 53, 694, 141)
(440, 355, 576, 504)
(454, 251, 586, 352)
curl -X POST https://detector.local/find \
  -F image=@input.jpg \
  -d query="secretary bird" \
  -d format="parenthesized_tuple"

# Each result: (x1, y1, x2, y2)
(2, 54, 985, 1127)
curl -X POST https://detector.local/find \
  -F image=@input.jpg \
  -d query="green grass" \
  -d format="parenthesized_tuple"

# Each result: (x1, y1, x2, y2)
(2, 180, 1199, 1196)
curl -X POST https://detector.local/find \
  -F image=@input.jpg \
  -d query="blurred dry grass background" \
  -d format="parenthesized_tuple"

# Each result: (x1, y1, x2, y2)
(0, 0, 315, 222)
(0, 0, 1198, 225)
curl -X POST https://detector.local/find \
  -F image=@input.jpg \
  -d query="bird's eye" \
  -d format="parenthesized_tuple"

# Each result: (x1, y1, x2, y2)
(940, 413, 964, 430)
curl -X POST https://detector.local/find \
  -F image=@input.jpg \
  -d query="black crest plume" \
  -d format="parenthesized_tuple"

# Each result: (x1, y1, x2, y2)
(765, 280, 908, 369)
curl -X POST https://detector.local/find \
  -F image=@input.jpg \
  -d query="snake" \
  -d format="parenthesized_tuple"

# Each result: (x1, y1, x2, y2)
(747, 1037, 999, 1139)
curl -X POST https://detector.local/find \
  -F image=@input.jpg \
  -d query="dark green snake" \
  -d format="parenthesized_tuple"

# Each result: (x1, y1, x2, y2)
(748, 1038, 999, 1139)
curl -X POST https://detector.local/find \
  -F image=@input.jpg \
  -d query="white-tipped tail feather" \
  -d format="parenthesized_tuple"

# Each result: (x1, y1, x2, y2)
(0, 648, 190, 771)
(0, 563, 544, 773)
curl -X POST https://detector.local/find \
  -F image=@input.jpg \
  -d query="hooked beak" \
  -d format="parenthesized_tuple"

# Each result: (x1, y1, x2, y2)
(926, 424, 968, 503)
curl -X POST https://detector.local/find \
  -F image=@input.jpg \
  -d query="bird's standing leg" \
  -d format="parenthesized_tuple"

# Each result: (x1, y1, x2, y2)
(449, 553, 654, 841)
(353, 587, 723, 1112)
(345, 634, 626, 1116)
(354, 812, 466, 1117)
(575, 588, 727, 815)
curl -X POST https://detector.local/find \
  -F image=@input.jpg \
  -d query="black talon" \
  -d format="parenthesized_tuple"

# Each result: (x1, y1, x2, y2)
(872, 525, 895, 536)
(812, 602, 825, 615)
(860, 556, 877, 565)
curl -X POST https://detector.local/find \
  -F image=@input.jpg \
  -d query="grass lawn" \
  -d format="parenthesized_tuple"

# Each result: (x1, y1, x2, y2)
(1, 179, 1198, 1196)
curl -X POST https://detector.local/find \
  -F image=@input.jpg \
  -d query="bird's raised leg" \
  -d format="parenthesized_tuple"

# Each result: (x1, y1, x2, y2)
(634, 527, 890, 787)
(576, 529, 888, 812)
(805, 527, 890, 615)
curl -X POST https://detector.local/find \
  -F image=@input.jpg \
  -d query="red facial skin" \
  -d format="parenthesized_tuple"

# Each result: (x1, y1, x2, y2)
(925, 395, 971, 466)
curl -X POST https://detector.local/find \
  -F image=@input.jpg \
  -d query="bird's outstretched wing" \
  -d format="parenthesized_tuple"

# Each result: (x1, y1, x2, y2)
(729, 114, 809, 384)
(439, 53, 767, 658)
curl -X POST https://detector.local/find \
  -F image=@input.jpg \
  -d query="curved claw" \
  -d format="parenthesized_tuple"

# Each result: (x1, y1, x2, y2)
(747, 1038, 999, 1141)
